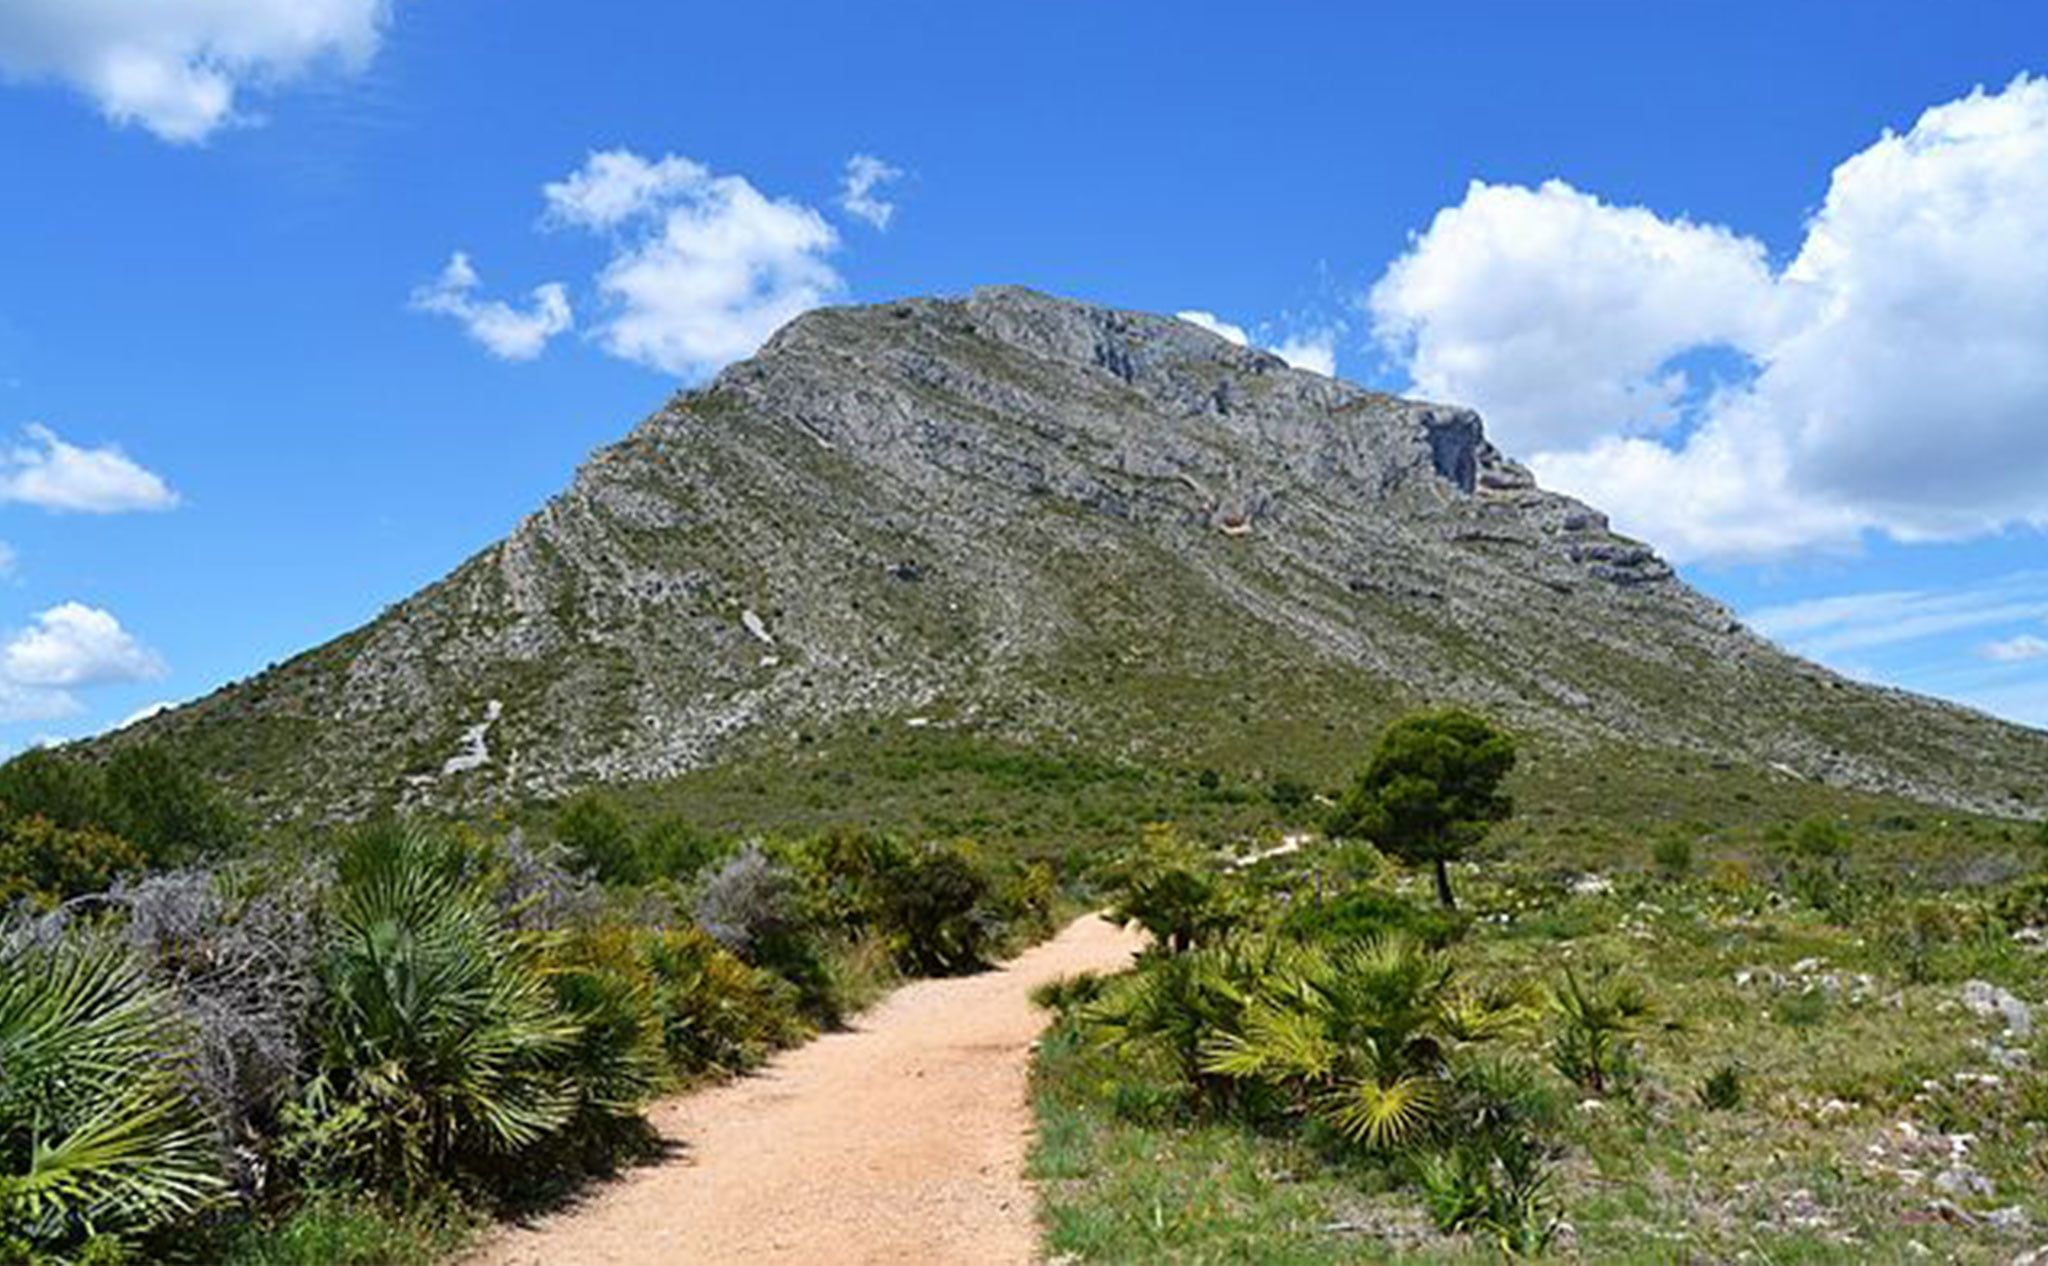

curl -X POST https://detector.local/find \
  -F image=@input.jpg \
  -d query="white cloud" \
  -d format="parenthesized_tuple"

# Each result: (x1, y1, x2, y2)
(1271, 332, 1337, 377)
(543, 150, 709, 230)
(1371, 179, 1775, 454)
(838, 153, 904, 230)
(1746, 573, 2048, 659)
(411, 252, 572, 361)
(1177, 310, 1339, 375)
(1177, 310, 1250, 346)
(3, 602, 165, 688)
(1984, 634, 2048, 663)
(1368, 75, 2048, 564)
(115, 699, 176, 729)
(0, 0, 390, 143)
(545, 149, 843, 379)
(0, 425, 178, 513)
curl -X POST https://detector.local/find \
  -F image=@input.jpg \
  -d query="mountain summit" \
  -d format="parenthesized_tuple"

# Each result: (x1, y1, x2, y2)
(127, 287, 2045, 819)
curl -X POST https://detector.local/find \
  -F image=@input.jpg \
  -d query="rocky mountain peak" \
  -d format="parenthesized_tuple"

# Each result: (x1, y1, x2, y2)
(115, 288, 2046, 821)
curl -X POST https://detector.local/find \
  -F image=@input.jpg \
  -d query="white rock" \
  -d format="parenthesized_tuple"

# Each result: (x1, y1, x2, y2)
(1961, 980, 2034, 1038)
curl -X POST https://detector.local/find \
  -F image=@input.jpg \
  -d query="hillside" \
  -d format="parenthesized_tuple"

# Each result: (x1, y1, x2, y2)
(113, 287, 2046, 821)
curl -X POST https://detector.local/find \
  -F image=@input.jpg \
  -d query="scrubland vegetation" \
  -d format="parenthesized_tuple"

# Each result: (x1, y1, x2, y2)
(1033, 717, 2048, 1262)
(0, 745, 1058, 1265)
(5, 709, 2046, 1263)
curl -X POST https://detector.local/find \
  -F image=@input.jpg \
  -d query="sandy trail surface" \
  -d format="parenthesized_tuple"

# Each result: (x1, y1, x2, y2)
(468, 914, 1145, 1266)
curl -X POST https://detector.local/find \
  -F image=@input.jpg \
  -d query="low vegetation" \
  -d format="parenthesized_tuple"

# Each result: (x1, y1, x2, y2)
(1034, 785, 2048, 1261)
(0, 745, 1059, 1264)
(4, 714, 2044, 1262)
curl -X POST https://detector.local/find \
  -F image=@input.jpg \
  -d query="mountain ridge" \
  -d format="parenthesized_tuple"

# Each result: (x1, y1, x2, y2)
(112, 286, 2046, 821)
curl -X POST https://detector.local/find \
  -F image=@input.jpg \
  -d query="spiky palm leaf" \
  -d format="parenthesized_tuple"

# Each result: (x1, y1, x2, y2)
(315, 821, 579, 1190)
(0, 941, 222, 1251)
(1323, 1074, 1445, 1149)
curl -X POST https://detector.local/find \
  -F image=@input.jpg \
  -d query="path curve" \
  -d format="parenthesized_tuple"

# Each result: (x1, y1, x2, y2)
(468, 914, 1145, 1266)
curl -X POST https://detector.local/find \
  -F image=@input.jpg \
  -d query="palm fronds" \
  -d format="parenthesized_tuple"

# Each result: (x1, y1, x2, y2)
(0, 940, 224, 1252)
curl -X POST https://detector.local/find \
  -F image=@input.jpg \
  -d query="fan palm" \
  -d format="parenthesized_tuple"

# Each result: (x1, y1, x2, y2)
(0, 939, 223, 1254)
(1196, 935, 1536, 1149)
(310, 821, 578, 1192)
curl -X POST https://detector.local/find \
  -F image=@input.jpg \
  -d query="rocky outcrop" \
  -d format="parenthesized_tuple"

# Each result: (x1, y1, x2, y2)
(112, 287, 2048, 820)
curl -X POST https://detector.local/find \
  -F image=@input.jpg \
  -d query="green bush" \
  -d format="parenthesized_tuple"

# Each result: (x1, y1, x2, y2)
(554, 793, 641, 885)
(543, 927, 667, 1149)
(0, 939, 224, 1258)
(1697, 1062, 1744, 1111)
(0, 817, 146, 908)
(641, 926, 805, 1076)
(1280, 885, 1467, 949)
(1549, 965, 1650, 1096)
(879, 843, 992, 974)
(1649, 831, 1694, 880)
(1101, 824, 1234, 954)
(304, 821, 578, 1195)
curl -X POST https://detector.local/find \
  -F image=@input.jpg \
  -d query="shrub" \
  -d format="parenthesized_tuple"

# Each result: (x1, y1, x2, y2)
(1549, 965, 1650, 1096)
(694, 843, 801, 959)
(0, 750, 110, 833)
(304, 821, 578, 1195)
(1267, 776, 1313, 817)
(543, 926, 667, 1148)
(1031, 971, 1109, 1016)
(1280, 885, 1467, 949)
(1697, 1062, 1744, 1111)
(99, 745, 240, 868)
(1995, 873, 2048, 930)
(1201, 935, 1536, 1148)
(111, 864, 324, 1190)
(878, 842, 992, 974)
(1101, 824, 1233, 954)
(641, 926, 804, 1076)
(0, 937, 224, 1257)
(1649, 831, 1694, 881)
(0, 816, 145, 908)
(554, 793, 641, 885)
(488, 831, 603, 932)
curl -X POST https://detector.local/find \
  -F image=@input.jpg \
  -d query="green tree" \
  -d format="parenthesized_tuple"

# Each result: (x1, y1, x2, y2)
(1328, 710, 1517, 910)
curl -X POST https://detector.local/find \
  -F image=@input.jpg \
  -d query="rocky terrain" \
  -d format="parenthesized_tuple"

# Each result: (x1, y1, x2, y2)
(113, 287, 2047, 819)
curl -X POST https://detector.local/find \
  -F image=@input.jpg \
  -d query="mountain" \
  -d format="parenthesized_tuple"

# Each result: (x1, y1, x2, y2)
(116, 287, 2046, 822)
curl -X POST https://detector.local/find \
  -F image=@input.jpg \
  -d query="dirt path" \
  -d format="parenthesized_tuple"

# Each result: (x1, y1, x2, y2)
(469, 914, 1145, 1266)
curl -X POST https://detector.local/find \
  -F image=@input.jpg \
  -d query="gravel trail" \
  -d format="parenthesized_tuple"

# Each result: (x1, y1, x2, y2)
(468, 914, 1144, 1266)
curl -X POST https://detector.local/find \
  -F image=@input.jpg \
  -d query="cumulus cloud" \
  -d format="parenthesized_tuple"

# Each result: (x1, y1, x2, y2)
(0, 602, 164, 721)
(548, 149, 843, 379)
(1368, 75, 2048, 563)
(3, 602, 165, 688)
(0, 425, 178, 513)
(1984, 634, 2048, 663)
(1176, 310, 1250, 345)
(411, 253, 572, 361)
(0, 0, 390, 143)
(838, 154, 904, 230)
(1177, 310, 1339, 375)
(542, 150, 709, 230)
(1271, 332, 1338, 377)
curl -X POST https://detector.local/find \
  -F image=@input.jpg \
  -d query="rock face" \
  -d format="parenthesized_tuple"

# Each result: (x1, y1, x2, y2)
(118, 287, 2048, 819)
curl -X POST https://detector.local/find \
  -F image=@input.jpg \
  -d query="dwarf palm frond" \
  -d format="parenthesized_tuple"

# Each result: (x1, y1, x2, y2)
(313, 820, 578, 1191)
(1323, 1073, 1445, 1149)
(0, 940, 222, 1253)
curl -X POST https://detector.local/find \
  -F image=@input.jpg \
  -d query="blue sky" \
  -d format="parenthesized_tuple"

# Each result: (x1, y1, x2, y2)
(0, 1, 2045, 745)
